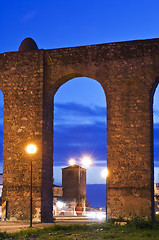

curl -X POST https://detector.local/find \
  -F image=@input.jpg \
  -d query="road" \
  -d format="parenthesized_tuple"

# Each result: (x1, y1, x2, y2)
(0, 216, 106, 233)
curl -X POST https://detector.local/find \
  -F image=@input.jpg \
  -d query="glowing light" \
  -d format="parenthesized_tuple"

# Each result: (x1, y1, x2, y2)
(56, 201, 65, 209)
(101, 168, 108, 178)
(81, 156, 92, 167)
(96, 212, 105, 220)
(26, 144, 37, 154)
(86, 212, 96, 218)
(86, 211, 106, 220)
(69, 158, 76, 166)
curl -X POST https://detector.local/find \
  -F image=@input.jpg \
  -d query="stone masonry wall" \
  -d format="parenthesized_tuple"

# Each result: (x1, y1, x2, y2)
(0, 38, 159, 221)
(44, 38, 159, 220)
(0, 49, 53, 222)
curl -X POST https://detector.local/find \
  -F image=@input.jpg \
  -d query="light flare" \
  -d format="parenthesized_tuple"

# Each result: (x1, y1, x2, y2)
(69, 158, 76, 166)
(101, 168, 108, 178)
(56, 201, 65, 209)
(26, 144, 37, 154)
(81, 156, 92, 168)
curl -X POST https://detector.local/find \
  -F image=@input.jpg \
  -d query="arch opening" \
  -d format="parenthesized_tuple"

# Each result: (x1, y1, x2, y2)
(53, 77, 107, 218)
(0, 90, 4, 207)
(153, 83, 159, 217)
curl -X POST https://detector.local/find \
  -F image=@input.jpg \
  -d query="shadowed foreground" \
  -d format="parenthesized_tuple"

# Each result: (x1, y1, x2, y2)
(0, 217, 159, 240)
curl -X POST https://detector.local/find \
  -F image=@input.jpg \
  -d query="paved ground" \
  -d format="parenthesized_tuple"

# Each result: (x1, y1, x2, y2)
(0, 221, 34, 233)
(0, 217, 104, 233)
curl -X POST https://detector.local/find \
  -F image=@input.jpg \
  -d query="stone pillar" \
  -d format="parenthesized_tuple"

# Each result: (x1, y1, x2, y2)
(1, 48, 53, 222)
(106, 74, 152, 220)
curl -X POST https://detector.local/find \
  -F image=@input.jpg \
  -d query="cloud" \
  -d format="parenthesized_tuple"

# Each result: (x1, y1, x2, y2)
(54, 102, 107, 166)
(154, 124, 159, 168)
(55, 102, 106, 117)
(154, 123, 159, 166)
(21, 10, 37, 21)
(54, 102, 159, 168)
(53, 122, 107, 166)
(54, 102, 106, 126)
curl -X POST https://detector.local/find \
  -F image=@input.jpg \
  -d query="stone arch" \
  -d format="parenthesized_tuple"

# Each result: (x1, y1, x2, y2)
(0, 89, 4, 169)
(49, 72, 107, 100)
(1, 37, 159, 222)
(150, 78, 159, 219)
(54, 73, 106, 95)
(53, 75, 107, 214)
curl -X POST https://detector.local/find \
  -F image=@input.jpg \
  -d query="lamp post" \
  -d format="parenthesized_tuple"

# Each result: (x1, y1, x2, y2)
(101, 168, 108, 221)
(68, 158, 76, 166)
(81, 156, 92, 168)
(26, 144, 37, 228)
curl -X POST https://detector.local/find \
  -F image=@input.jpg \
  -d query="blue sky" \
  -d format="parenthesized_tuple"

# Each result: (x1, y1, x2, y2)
(0, 0, 159, 187)
(1, 0, 159, 52)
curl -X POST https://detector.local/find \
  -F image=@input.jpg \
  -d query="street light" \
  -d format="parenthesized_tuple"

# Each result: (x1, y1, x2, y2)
(69, 158, 76, 166)
(26, 144, 37, 154)
(81, 156, 92, 168)
(101, 168, 108, 179)
(100, 167, 108, 222)
(26, 144, 37, 228)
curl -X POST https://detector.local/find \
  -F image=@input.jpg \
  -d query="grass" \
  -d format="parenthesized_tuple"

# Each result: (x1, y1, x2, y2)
(0, 216, 159, 239)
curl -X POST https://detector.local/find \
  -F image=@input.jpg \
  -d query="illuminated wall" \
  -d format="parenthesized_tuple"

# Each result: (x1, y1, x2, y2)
(0, 37, 159, 221)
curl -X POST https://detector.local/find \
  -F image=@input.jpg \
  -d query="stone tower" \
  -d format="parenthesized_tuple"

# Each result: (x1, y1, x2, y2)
(62, 165, 86, 202)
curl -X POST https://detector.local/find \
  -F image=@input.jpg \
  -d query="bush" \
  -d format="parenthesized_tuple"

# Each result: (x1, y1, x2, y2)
(127, 218, 159, 230)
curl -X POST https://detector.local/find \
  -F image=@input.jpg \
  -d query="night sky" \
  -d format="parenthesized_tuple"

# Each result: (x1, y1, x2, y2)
(0, 0, 159, 207)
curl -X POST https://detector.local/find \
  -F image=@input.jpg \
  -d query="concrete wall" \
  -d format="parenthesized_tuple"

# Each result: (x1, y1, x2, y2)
(0, 38, 159, 221)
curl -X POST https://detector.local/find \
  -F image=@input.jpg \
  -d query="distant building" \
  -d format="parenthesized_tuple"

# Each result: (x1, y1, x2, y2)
(61, 164, 86, 215)
(0, 174, 2, 199)
(154, 183, 159, 214)
(62, 164, 86, 203)
(53, 183, 63, 201)
(53, 165, 87, 216)
(0, 174, 3, 211)
(0, 167, 87, 216)
(53, 178, 63, 215)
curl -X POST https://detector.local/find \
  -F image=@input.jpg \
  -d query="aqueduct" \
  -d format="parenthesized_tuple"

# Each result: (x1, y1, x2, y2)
(0, 37, 158, 222)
